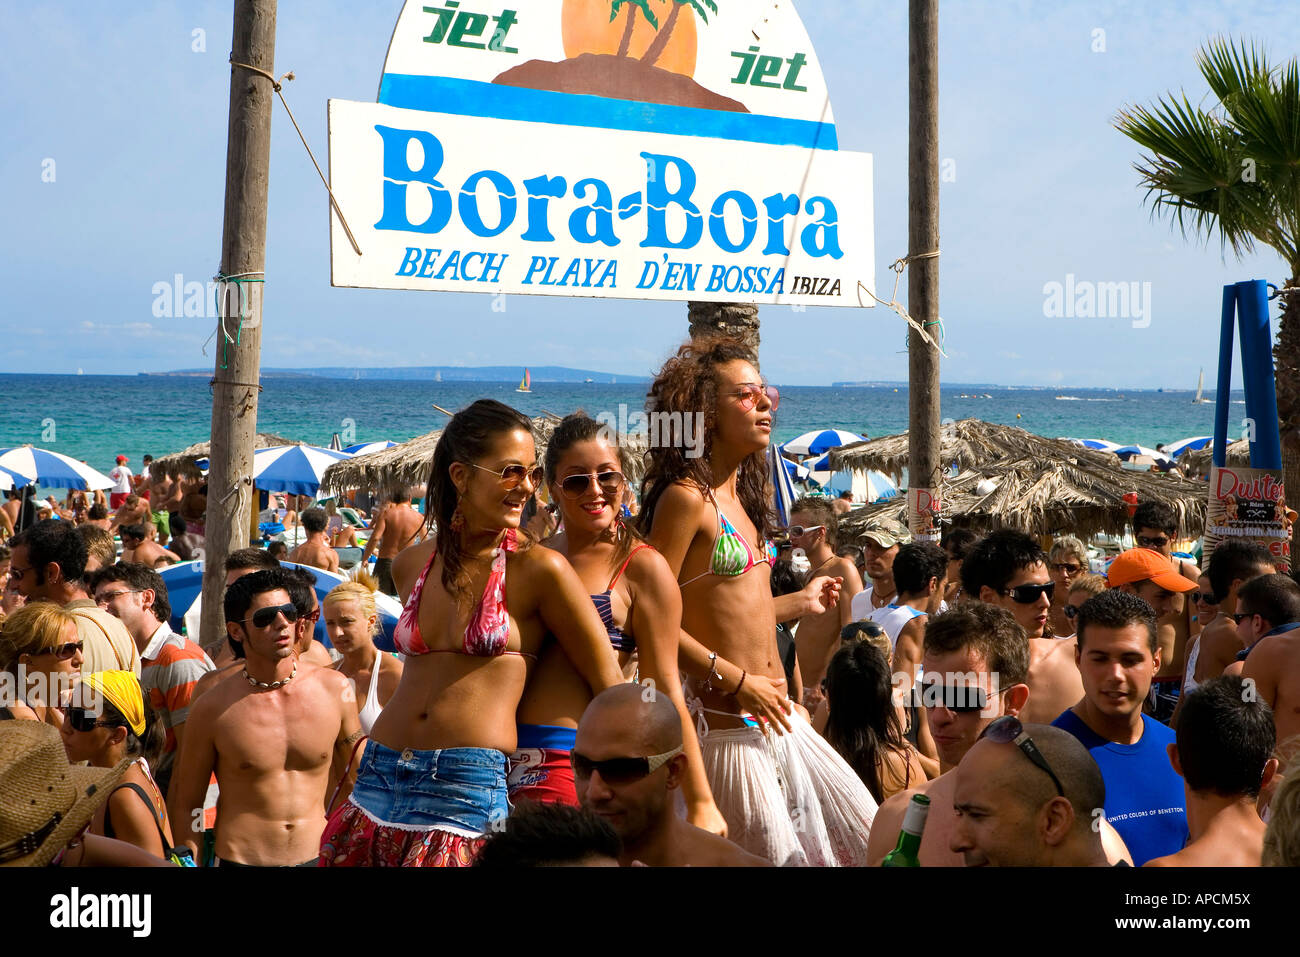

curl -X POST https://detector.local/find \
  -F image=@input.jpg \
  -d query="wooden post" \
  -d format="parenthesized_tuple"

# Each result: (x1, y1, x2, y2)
(198, 0, 277, 656)
(907, 0, 941, 543)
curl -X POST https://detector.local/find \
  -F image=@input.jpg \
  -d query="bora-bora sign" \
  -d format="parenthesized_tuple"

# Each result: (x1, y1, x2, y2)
(328, 0, 874, 307)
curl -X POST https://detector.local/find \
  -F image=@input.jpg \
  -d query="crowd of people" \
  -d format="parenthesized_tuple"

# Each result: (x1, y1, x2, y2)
(2, 333, 1299, 869)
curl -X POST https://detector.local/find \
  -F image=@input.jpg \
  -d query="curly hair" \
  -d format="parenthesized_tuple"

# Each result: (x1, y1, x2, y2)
(637, 336, 774, 542)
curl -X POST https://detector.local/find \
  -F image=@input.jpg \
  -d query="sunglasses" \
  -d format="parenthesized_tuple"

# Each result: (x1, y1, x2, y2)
(979, 715, 1065, 797)
(558, 470, 624, 499)
(1231, 612, 1256, 625)
(1051, 562, 1083, 575)
(785, 524, 825, 539)
(1002, 581, 1055, 604)
(37, 641, 83, 661)
(920, 681, 997, 714)
(242, 603, 300, 629)
(1135, 535, 1170, 549)
(1192, 592, 1217, 604)
(9, 565, 34, 582)
(465, 462, 544, 490)
(570, 745, 684, 784)
(95, 589, 141, 607)
(728, 383, 780, 412)
(64, 706, 124, 734)
(1063, 603, 1079, 620)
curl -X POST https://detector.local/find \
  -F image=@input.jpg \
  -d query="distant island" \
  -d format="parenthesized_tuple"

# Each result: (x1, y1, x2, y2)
(142, 365, 649, 384)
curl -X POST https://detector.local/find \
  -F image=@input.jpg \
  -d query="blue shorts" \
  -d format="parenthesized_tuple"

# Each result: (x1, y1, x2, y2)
(349, 740, 510, 837)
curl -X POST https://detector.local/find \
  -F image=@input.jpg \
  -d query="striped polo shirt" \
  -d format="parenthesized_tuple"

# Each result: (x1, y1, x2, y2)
(139, 621, 215, 753)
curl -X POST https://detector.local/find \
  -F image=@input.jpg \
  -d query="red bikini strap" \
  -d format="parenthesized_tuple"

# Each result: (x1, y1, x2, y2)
(608, 543, 654, 591)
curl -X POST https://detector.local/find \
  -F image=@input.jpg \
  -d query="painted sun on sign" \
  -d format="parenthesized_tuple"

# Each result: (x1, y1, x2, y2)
(495, 0, 744, 113)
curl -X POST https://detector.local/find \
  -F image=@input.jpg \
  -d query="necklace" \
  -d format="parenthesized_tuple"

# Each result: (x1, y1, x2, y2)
(243, 661, 297, 690)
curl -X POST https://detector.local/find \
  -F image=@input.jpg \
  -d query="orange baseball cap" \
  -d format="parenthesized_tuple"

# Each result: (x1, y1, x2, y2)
(1106, 549, 1197, 592)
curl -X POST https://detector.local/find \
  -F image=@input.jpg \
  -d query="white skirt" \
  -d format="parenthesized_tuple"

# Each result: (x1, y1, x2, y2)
(697, 709, 878, 866)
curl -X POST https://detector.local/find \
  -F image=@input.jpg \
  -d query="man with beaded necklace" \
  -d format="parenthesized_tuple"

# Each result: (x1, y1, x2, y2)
(170, 567, 364, 866)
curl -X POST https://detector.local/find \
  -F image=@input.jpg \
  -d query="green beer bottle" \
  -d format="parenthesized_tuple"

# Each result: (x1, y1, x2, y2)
(881, 794, 930, 867)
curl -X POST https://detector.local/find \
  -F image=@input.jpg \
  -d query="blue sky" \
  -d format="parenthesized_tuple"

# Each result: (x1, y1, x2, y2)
(2, 0, 1297, 387)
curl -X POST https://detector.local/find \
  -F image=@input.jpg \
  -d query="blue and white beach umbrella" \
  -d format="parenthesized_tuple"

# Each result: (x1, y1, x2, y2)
(343, 440, 399, 456)
(250, 445, 352, 496)
(1161, 436, 1213, 458)
(160, 560, 403, 652)
(1114, 444, 1172, 463)
(770, 446, 800, 527)
(1070, 438, 1122, 453)
(0, 446, 114, 490)
(782, 457, 812, 482)
(807, 456, 899, 503)
(781, 429, 866, 457)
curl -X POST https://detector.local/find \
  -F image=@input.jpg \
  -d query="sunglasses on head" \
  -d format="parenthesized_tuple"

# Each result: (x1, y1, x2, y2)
(558, 470, 624, 499)
(979, 715, 1065, 797)
(1136, 535, 1170, 549)
(64, 706, 124, 734)
(1002, 581, 1055, 604)
(570, 745, 683, 785)
(38, 641, 83, 661)
(728, 383, 780, 412)
(465, 462, 544, 490)
(242, 603, 300, 629)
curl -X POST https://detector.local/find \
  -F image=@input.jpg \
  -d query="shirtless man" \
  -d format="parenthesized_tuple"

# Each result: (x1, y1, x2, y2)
(950, 723, 1115, 867)
(1240, 574, 1300, 764)
(847, 518, 910, 619)
(1131, 503, 1201, 721)
(1192, 541, 1275, 686)
(288, 508, 339, 573)
(170, 568, 363, 866)
(961, 530, 1084, 725)
(85, 503, 112, 531)
(110, 495, 151, 534)
(867, 542, 947, 697)
(119, 524, 180, 568)
(193, 548, 282, 681)
(361, 489, 424, 596)
(868, 604, 1131, 867)
(1146, 676, 1277, 867)
(575, 684, 768, 867)
(1223, 573, 1300, 678)
(787, 497, 863, 705)
(282, 565, 340, 669)
(148, 468, 173, 542)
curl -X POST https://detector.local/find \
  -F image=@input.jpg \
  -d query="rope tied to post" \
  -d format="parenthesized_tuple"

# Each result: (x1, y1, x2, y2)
(229, 56, 363, 256)
(203, 272, 265, 369)
(856, 249, 946, 355)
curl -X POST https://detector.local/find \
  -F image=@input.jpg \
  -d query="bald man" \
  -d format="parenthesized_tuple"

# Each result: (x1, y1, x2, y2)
(575, 685, 769, 867)
(950, 722, 1114, 866)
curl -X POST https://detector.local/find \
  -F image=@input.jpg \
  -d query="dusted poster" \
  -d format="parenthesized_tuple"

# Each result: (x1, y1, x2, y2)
(327, 0, 874, 307)
(1205, 466, 1292, 572)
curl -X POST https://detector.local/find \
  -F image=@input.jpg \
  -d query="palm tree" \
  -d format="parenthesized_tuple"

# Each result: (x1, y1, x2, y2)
(689, 301, 760, 364)
(642, 0, 718, 69)
(609, 0, 658, 58)
(1116, 37, 1300, 558)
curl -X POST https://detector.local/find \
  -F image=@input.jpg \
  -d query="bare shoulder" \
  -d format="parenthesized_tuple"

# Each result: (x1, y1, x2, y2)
(699, 829, 772, 867)
(654, 481, 708, 521)
(392, 537, 435, 590)
(621, 542, 673, 587)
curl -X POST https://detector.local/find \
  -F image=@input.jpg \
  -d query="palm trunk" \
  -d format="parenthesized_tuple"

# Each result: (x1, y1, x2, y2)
(640, 2, 681, 68)
(689, 301, 760, 366)
(616, 4, 637, 58)
(1274, 279, 1300, 570)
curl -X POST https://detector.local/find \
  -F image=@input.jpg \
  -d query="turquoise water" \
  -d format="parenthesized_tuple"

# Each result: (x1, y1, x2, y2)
(0, 374, 1239, 483)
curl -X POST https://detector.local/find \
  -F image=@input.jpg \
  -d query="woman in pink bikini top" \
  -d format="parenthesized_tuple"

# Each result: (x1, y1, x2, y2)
(319, 400, 624, 868)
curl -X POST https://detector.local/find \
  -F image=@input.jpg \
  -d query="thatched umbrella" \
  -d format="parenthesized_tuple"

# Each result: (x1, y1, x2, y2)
(320, 415, 649, 497)
(827, 418, 1117, 482)
(838, 456, 1208, 545)
(151, 432, 300, 481)
(1185, 438, 1249, 479)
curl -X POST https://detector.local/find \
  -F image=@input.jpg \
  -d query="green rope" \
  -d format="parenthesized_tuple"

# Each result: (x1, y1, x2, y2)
(213, 275, 265, 370)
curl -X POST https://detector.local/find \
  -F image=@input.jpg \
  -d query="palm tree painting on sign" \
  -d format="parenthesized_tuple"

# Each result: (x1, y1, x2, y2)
(493, 0, 745, 114)
(1115, 38, 1300, 558)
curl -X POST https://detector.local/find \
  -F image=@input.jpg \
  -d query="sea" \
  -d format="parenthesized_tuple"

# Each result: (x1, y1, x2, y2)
(0, 374, 1242, 489)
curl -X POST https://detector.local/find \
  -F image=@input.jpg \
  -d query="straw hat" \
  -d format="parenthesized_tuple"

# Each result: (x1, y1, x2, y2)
(0, 722, 130, 867)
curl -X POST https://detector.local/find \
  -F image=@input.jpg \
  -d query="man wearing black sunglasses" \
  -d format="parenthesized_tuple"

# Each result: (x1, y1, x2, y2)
(574, 685, 768, 867)
(170, 568, 363, 867)
(950, 720, 1113, 867)
(961, 530, 1085, 725)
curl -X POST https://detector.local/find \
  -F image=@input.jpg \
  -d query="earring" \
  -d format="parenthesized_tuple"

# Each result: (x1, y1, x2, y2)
(450, 502, 465, 534)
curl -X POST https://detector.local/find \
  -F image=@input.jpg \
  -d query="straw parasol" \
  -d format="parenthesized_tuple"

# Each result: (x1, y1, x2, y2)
(1185, 438, 1250, 478)
(151, 433, 299, 481)
(320, 415, 649, 497)
(838, 455, 1208, 545)
(827, 418, 1117, 481)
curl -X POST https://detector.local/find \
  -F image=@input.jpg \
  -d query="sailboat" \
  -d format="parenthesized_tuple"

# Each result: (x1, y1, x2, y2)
(516, 368, 532, 393)
(1192, 368, 1210, 404)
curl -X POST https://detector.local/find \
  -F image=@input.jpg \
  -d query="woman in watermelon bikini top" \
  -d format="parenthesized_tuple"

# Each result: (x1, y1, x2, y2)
(318, 400, 624, 868)
(510, 413, 725, 834)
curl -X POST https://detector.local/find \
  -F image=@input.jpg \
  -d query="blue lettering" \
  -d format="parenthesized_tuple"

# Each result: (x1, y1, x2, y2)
(480, 253, 506, 284)
(434, 249, 462, 280)
(374, 125, 452, 233)
(801, 197, 844, 259)
(641, 152, 703, 250)
(637, 260, 661, 289)
(558, 258, 583, 286)
(569, 178, 619, 247)
(662, 261, 683, 289)
(461, 251, 486, 281)
(595, 261, 617, 287)
(762, 194, 799, 255)
(681, 262, 700, 291)
(709, 190, 759, 253)
(521, 175, 567, 242)
(458, 170, 517, 238)
(418, 247, 442, 278)
(396, 247, 422, 277)
(522, 256, 555, 285)
(706, 264, 726, 292)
